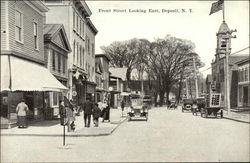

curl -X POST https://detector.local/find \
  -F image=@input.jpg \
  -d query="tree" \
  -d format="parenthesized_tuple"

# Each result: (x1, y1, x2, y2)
(146, 35, 198, 105)
(101, 39, 143, 81)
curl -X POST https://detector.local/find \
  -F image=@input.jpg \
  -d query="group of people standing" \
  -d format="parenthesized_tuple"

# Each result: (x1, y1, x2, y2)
(59, 97, 110, 132)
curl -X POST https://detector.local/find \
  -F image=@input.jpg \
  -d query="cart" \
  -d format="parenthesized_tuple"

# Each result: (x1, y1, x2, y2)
(200, 93, 223, 118)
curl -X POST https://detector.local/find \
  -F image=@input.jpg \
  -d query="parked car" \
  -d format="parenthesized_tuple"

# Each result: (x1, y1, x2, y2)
(192, 97, 206, 116)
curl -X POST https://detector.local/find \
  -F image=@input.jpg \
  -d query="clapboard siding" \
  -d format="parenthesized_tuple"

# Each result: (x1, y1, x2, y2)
(8, 1, 44, 62)
(1, 1, 6, 50)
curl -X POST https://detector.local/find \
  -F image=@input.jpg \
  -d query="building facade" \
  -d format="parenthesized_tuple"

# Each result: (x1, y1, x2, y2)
(44, 0, 98, 104)
(44, 24, 71, 116)
(237, 58, 250, 108)
(0, 1, 67, 128)
(211, 21, 248, 108)
(95, 54, 110, 103)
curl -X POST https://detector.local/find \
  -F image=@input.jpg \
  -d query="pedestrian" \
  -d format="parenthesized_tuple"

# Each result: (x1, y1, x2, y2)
(83, 98, 93, 127)
(93, 103, 102, 127)
(121, 100, 125, 117)
(102, 103, 110, 122)
(65, 101, 75, 132)
(59, 100, 65, 125)
(16, 99, 29, 128)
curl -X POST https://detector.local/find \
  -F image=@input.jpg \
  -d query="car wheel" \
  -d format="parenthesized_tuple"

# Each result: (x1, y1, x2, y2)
(205, 109, 208, 118)
(220, 110, 223, 118)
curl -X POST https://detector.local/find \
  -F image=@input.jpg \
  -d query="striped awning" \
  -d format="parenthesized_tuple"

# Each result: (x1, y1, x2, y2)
(1, 55, 68, 92)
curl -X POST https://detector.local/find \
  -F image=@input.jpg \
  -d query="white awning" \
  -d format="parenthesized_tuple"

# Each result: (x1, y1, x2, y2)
(1, 55, 68, 92)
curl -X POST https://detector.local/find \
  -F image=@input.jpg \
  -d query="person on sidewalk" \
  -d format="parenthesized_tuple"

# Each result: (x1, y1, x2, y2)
(16, 99, 29, 128)
(93, 103, 102, 127)
(121, 100, 125, 117)
(65, 101, 76, 132)
(102, 103, 110, 122)
(83, 98, 93, 127)
(59, 100, 65, 126)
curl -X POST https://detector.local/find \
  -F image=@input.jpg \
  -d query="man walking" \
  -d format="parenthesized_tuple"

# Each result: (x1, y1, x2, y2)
(83, 98, 93, 127)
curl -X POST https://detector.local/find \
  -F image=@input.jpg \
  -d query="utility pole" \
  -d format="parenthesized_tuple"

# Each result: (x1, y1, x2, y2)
(185, 78, 189, 99)
(193, 56, 199, 98)
(223, 29, 237, 117)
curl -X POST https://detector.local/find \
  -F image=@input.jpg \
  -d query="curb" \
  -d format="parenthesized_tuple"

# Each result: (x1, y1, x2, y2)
(0, 118, 127, 137)
(223, 117, 250, 124)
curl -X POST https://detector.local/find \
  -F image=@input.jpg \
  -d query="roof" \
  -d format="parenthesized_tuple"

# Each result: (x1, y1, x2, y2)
(86, 18, 98, 35)
(218, 21, 230, 34)
(44, 24, 62, 36)
(109, 68, 127, 81)
(235, 57, 250, 65)
(229, 55, 249, 65)
(44, 24, 71, 52)
(95, 54, 111, 61)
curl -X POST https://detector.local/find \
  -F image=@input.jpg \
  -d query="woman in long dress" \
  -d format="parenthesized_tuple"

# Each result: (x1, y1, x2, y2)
(16, 99, 29, 128)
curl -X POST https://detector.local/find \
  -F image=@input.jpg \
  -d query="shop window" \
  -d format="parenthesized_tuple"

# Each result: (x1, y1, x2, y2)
(52, 92, 59, 107)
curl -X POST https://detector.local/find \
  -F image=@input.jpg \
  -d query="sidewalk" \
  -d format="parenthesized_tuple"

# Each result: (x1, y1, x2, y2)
(0, 108, 127, 137)
(223, 110, 250, 123)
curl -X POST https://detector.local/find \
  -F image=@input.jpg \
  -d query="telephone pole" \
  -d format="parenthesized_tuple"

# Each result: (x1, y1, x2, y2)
(193, 56, 199, 98)
(223, 29, 236, 117)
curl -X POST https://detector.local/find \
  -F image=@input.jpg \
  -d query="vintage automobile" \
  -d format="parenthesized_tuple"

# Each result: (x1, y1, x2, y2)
(192, 97, 206, 116)
(127, 94, 148, 121)
(182, 98, 193, 112)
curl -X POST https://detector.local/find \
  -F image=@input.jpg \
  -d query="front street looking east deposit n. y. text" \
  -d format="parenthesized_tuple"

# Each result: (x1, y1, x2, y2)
(98, 8, 193, 14)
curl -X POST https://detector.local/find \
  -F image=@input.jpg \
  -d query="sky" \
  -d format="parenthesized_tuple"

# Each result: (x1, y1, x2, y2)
(86, 1, 249, 77)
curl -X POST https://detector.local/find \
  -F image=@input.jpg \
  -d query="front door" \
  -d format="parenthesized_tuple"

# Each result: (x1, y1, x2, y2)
(243, 86, 249, 107)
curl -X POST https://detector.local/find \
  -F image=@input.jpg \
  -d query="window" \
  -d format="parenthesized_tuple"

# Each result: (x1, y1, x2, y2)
(82, 21, 84, 37)
(52, 50, 56, 71)
(34, 22, 38, 49)
(79, 20, 82, 36)
(76, 15, 79, 32)
(245, 68, 248, 81)
(52, 92, 59, 107)
(73, 40, 76, 64)
(80, 46, 82, 66)
(76, 42, 79, 65)
(86, 37, 90, 55)
(82, 47, 85, 67)
(62, 57, 66, 73)
(15, 10, 23, 42)
(58, 54, 61, 73)
(73, 11, 75, 29)
(92, 43, 95, 57)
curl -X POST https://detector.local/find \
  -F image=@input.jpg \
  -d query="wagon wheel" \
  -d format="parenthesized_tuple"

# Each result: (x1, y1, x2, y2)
(220, 110, 223, 118)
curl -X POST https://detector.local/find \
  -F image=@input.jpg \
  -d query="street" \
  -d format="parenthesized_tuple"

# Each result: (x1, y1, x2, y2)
(1, 107, 249, 162)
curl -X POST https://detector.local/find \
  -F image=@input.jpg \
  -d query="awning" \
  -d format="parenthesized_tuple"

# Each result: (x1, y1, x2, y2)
(1, 55, 68, 92)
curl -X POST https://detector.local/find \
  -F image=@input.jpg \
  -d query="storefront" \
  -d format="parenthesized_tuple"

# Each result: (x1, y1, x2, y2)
(0, 55, 68, 128)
